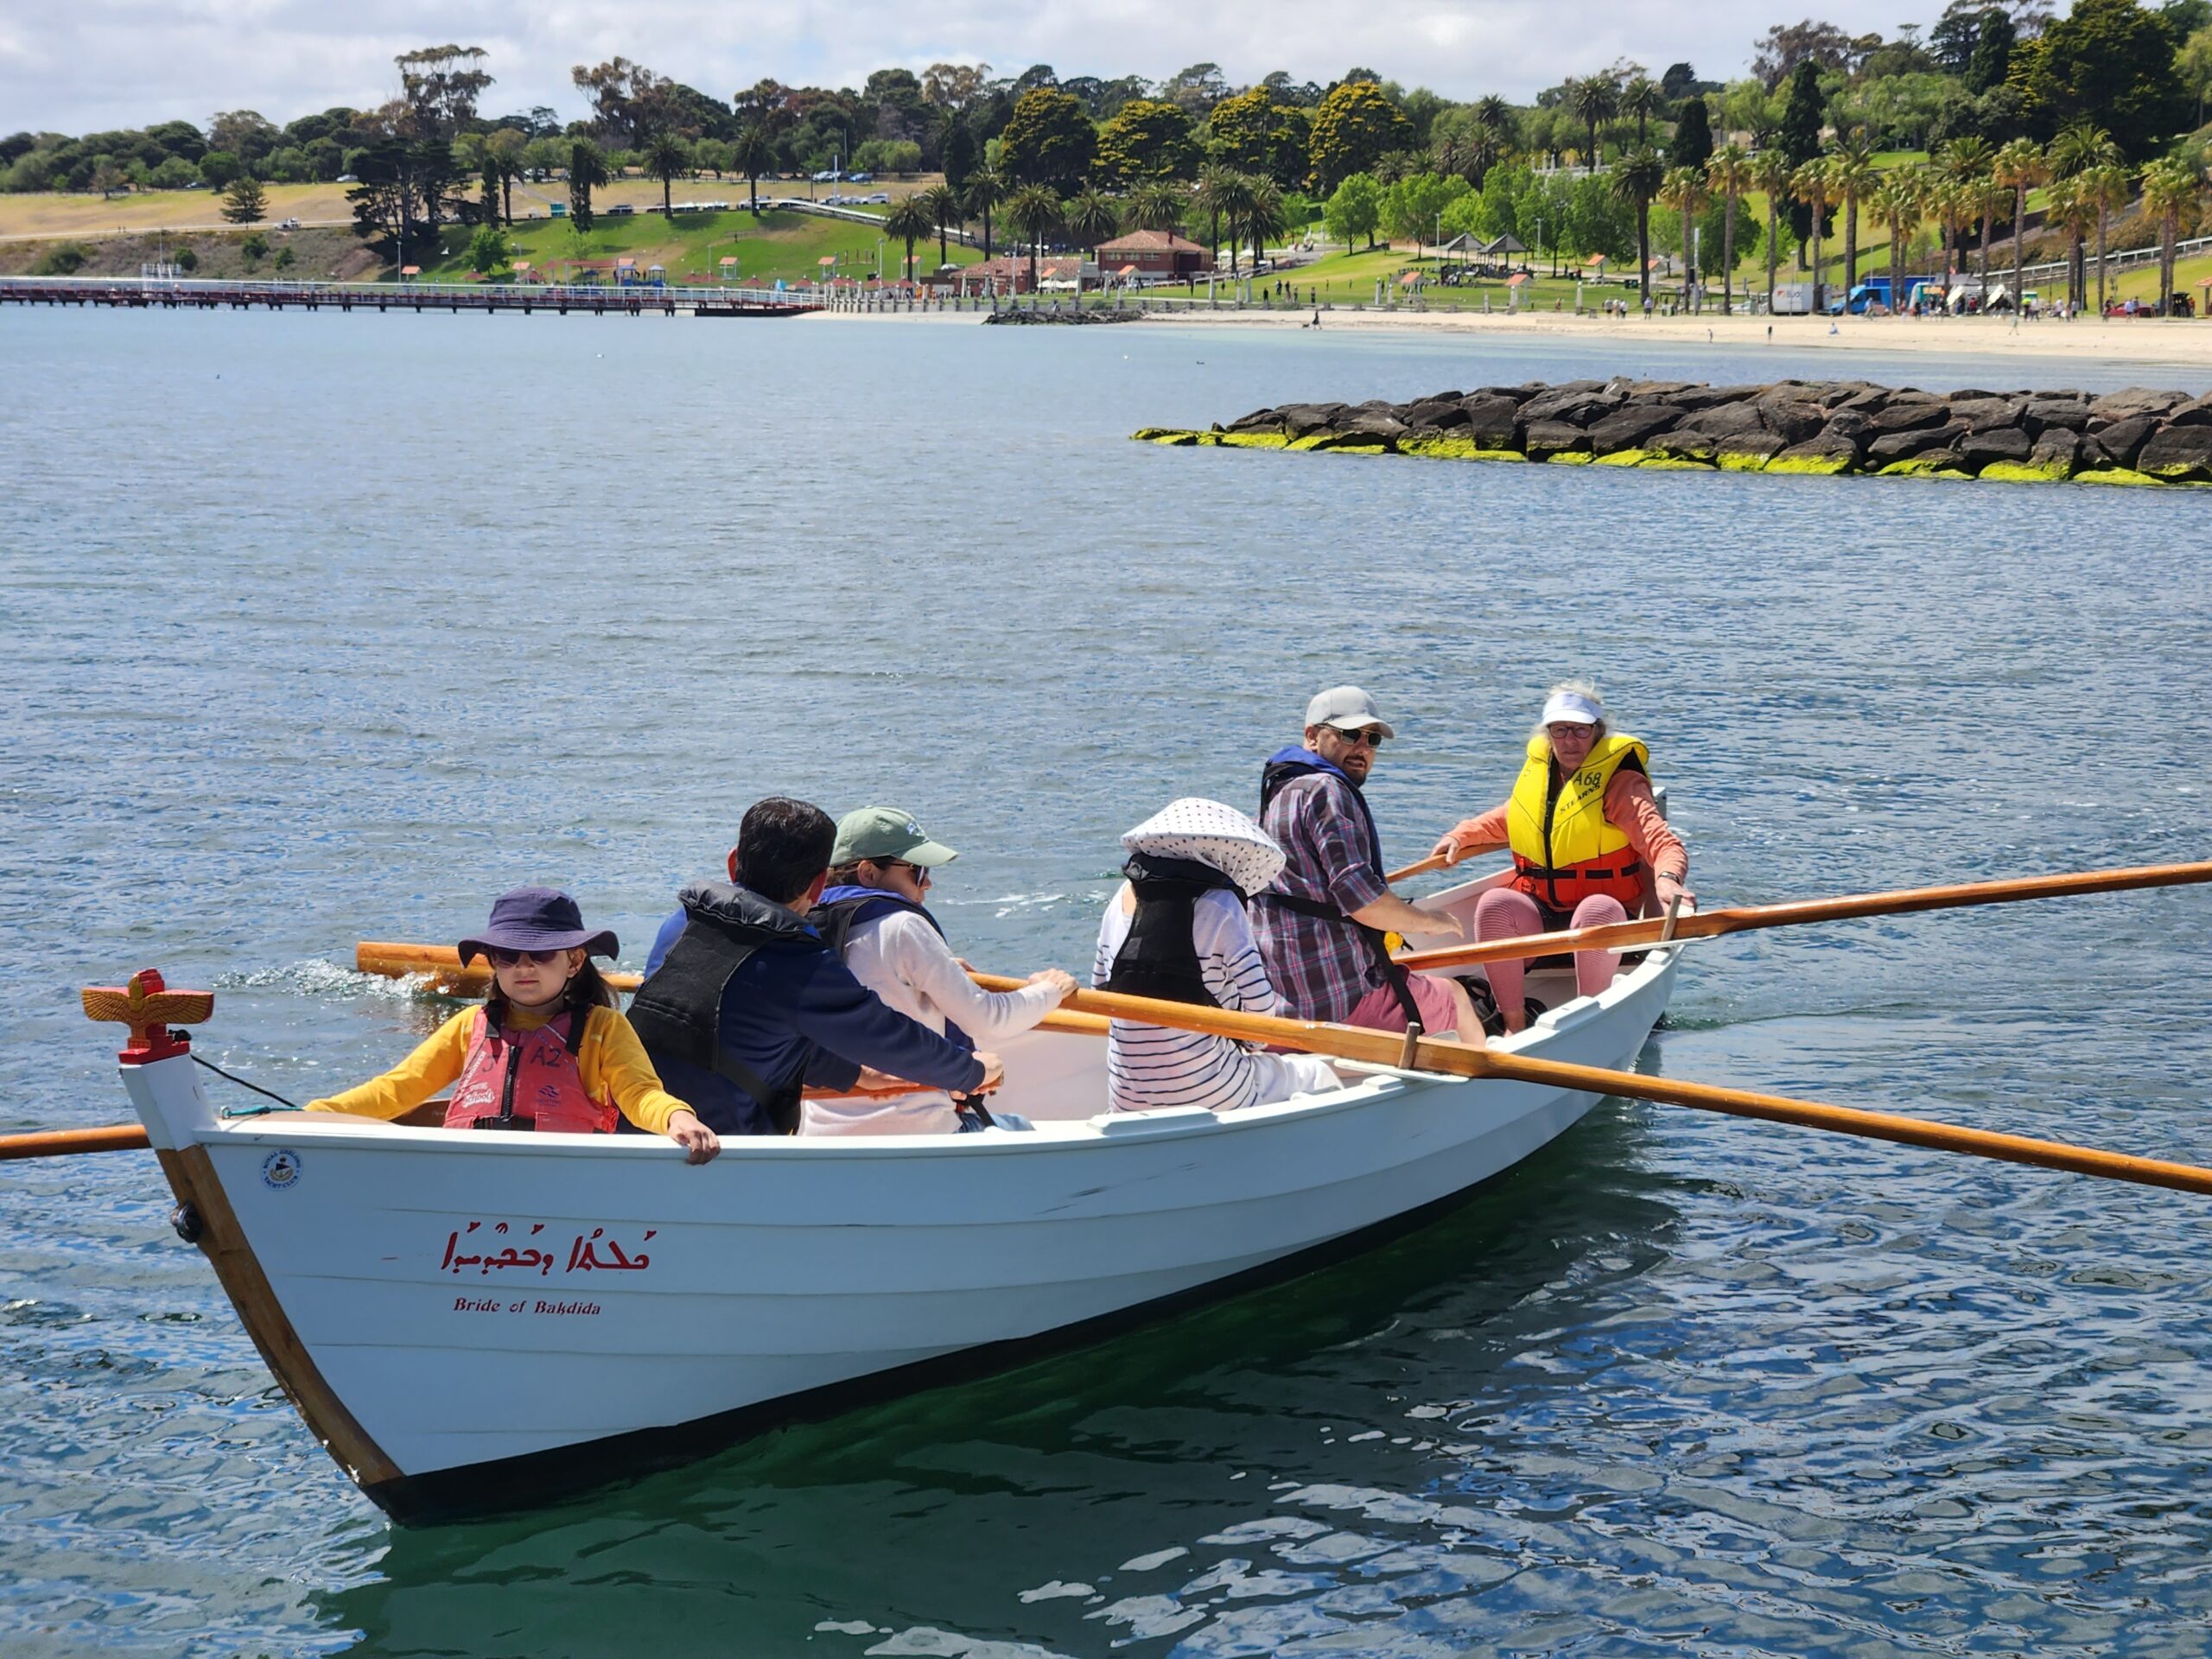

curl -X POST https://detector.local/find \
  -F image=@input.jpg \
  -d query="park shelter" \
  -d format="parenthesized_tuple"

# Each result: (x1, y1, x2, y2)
(1093, 229, 1206, 277)
(1486, 234, 1529, 257)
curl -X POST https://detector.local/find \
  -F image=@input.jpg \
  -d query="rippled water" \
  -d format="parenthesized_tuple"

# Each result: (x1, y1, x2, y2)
(3, 308, 2210, 1656)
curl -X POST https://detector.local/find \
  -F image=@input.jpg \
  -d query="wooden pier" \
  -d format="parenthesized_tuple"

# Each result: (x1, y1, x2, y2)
(0, 276, 821, 318)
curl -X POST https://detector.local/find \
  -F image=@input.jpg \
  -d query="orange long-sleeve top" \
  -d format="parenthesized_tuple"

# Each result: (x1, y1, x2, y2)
(305, 1003, 691, 1136)
(1440, 767, 1688, 881)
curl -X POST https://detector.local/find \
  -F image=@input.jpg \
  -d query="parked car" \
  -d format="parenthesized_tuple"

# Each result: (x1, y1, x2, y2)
(278, 217, 301, 230)
(335, 173, 357, 183)
(847, 171, 873, 183)
(862, 192, 889, 204)
(607, 203, 635, 216)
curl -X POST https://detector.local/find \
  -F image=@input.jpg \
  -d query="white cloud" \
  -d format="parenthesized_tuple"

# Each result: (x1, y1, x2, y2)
(5, 0, 1954, 135)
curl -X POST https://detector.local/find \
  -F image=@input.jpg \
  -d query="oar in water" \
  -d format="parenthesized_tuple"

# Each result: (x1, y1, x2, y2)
(1394, 856, 2212, 972)
(964, 975, 2212, 1198)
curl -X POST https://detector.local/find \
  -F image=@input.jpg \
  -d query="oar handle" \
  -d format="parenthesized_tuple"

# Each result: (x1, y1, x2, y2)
(1385, 853, 1452, 883)
(0, 1124, 150, 1161)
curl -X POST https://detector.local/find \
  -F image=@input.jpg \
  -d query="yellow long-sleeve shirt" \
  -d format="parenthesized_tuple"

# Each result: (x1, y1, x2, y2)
(306, 1003, 691, 1136)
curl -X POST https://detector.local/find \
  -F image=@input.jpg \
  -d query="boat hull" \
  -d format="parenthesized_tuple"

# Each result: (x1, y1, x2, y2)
(120, 914, 1679, 1521)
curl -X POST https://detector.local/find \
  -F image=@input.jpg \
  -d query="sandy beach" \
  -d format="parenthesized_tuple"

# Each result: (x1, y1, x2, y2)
(1135, 304, 2212, 372)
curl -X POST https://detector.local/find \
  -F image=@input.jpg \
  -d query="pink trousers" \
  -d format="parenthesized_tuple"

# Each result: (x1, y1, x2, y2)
(1472, 888, 1629, 1027)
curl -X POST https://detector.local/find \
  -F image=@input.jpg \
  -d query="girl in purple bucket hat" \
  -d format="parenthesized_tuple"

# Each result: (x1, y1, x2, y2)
(307, 887, 720, 1162)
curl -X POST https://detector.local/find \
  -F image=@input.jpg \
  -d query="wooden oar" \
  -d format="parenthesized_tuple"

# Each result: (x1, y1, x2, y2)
(1385, 853, 1452, 883)
(966, 975, 2212, 1197)
(1395, 856, 2212, 972)
(0, 1123, 151, 1161)
(352, 943, 1111, 1037)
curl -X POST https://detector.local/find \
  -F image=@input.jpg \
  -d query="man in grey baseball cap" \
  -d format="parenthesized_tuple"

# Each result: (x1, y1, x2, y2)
(1250, 687, 1478, 1041)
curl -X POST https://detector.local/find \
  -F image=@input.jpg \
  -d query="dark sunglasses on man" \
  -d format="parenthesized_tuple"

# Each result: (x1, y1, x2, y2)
(1330, 726, 1389, 748)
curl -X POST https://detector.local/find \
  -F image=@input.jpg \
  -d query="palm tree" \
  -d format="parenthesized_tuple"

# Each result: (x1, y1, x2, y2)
(918, 183, 963, 268)
(1197, 166, 1250, 271)
(1240, 177, 1287, 270)
(1622, 77, 1661, 145)
(1658, 166, 1708, 297)
(1065, 187, 1121, 257)
(1570, 76, 1619, 172)
(1431, 131, 1468, 181)
(1706, 143, 1753, 314)
(1005, 183, 1062, 292)
(1791, 157, 1833, 309)
(1991, 139, 2044, 313)
(2049, 124, 2119, 310)
(644, 131, 691, 219)
(733, 123, 774, 215)
(1127, 181, 1189, 235)
(1611, 146, 1665, 303)
(1941, 135, 1994, 188)
(1868, 170, 1921, 310)
(1827, 143, 1876, 297)
(1749, 148, 1792, 315)
(2043, 175, 2101, 314)
(963, 167, 1005, 260)
(881, 193, 935, 283)
(2088, 163, 2133, 313)
(2141, 158, 2201, 316)
(1467, 110, 1508, 186)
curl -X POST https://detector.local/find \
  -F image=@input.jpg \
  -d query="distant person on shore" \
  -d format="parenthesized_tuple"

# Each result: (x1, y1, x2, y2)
(1426, 683, 1692, 1033)
(1096, 798, 1344, 1113)
(1250, 687, 1481, 1040)
(306, 888, 720, 1162)
(629, 798, 1001, 1136)
(802, 805, 1076, 1135)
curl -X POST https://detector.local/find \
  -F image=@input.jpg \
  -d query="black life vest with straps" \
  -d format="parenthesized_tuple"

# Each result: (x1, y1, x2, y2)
(625, 880, 815, 1135)
(1102, 854, 1242, 1007)
(1253, 749, 1427, 1028)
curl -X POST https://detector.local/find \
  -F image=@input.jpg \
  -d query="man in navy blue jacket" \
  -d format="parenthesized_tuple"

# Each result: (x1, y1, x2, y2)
(629, 798, 998, 1136)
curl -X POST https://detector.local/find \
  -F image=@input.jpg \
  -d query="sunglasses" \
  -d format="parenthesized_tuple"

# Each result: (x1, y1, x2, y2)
(486, 946, 571, 968)
(1329, 726, 1389, 747)
(880, 859, 932, 886)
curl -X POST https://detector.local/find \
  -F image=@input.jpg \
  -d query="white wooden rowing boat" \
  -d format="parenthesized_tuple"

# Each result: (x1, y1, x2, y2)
(99, 870, 1682, 1522)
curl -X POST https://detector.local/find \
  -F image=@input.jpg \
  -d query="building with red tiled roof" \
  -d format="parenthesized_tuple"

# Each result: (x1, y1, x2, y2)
(1093, 229, 1207, 277)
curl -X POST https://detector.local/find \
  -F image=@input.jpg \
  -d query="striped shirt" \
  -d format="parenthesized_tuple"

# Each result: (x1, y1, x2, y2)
(1093, 886, 1292, 1114)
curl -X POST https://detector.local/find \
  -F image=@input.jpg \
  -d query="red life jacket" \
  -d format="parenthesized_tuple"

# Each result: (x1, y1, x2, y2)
(444, 1007, 618, 1135)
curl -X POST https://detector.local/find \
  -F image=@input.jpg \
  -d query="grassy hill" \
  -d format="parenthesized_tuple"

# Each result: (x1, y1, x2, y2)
(415, 204, 980, 287)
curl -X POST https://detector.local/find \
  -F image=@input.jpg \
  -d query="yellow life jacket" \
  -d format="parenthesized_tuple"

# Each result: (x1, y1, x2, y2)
(1505, 732, 1652, 916)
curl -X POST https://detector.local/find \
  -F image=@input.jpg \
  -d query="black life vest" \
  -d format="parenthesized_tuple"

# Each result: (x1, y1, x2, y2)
(1253, 747, 1425, 1028)
(625, 880, 816, 1135)
(1102, 854, 1242, 1007)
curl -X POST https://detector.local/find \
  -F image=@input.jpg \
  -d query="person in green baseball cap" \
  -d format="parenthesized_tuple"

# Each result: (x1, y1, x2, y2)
(804, 806, 1078, 1135)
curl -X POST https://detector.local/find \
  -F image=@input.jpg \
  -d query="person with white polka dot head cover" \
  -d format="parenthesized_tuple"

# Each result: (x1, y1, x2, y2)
(1092, 798, 1346, 1115)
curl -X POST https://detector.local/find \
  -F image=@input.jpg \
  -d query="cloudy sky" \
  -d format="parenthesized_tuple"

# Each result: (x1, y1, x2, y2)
(7, 0, 1956, 136)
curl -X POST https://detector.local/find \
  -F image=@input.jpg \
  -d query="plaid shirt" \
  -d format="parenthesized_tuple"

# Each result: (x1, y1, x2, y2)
(1250, 772, 1389, 1022)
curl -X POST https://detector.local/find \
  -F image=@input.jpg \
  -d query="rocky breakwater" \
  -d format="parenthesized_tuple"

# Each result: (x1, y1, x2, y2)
(1132, 378, 2212, 486)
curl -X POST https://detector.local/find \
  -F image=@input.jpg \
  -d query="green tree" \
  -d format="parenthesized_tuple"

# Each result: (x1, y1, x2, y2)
(1323, 170, 1383, 251)
(2182, 23, 2212, 128)
(1239, 176, 1287, 268)
(733, 124, 772, 213)
(1201, 169, 1257, 270)
(2140, 156, 2202, 314)
(1658, 165, 1708, 288)
(1379, 170, 1467, 243)
(1206, 88, 1311, 187)
(1778, 60, 1827, 254)
(1307, 80, 1412, 192)
(1064, 186, 1120, 253)
(1670, 98, 1714, 170)
(1569, 76, 1620, 169)
(1127, 180, 1190, 233)
(964, 166, 1005, 257)
(1611, 147, 1666, 302)
(1991, 137, 2045, 309)
(999, 89, 1096, 189)
(219, 174, 265, 224)
(882, 192, 934, 280)
(1004, 182, 1063, 289)
(1094, 99, 1199, 186)
(568, 138, 607, 232)
(2014, 0, 2190, 161)
(644, 130, 690, 217)
(1826, 143, 1875, 293)
(1706, 143, 1753, 312)
(1750, 149, 1796, 310)
(2087, 162, 2133, 308)
(2050, 123, 2120, 306)
(918, 182, 963, 266)
(1790, 156, 1833, 305)
(467, 222, 512, 277)
(1623, 77, 1662, 143)
(943, 118, 977, 194)
(1965, 8, 2017, 92)
(486, 128, 527, 223)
